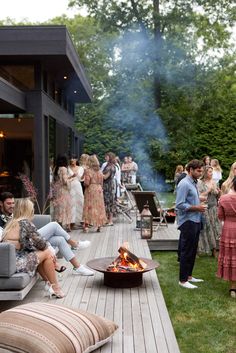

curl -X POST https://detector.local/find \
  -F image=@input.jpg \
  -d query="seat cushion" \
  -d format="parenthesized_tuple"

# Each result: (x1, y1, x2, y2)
(0, 243, 16, 277)
(0, 273, 32, 290)
(32, 215, 51, 229)
(0, 302, 118, 353)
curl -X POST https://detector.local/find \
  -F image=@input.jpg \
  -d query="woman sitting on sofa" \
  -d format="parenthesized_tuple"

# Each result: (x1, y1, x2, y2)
(3, 198, 94, 279)
(2, 198, 65, 299)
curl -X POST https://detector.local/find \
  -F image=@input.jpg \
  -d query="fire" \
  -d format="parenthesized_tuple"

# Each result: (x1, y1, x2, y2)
(107, 246, 147, 273)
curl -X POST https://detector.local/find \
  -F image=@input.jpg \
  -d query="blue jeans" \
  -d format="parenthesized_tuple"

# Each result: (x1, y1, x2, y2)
(38, 222, 75, 262)
(179, 220, 201, 282)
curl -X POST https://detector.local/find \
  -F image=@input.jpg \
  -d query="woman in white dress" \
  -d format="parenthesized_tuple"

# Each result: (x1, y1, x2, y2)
(210, 159, 222, 187)
(68, 155, 84, 228)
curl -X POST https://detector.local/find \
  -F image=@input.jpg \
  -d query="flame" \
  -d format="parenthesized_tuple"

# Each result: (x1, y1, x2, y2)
(107, 246, 147, 273)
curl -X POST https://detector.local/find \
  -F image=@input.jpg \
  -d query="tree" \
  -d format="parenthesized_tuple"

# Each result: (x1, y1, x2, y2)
(69, 0, 235, 105)
(67, 1, 235, 181)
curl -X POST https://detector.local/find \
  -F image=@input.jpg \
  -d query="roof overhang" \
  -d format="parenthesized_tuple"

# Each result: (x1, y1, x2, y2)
(0, 77, 26, 113)
(0, 26, 92, 103)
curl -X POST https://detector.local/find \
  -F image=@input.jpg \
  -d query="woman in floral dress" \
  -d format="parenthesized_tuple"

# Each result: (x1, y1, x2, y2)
(198, 166, 221, 257)
(2, 198, 64, 298)
(53, 154, 75, 231)
(82, 155, 107, 232)
(103, 152, 117, 225)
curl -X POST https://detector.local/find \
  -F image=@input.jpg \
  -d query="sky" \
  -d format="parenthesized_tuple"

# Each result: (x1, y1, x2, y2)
(0, 0, 79, 22)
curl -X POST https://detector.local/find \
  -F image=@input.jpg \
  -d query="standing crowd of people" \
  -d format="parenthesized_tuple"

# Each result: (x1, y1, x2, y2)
(51, 152, 138, 232)
(0, 151, 234, 300)
(0, 151, 139, 299)
(175, 157, 236, 298)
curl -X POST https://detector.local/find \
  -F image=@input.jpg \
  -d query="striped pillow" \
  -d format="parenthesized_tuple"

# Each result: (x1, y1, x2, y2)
(0, 302, 118, 353)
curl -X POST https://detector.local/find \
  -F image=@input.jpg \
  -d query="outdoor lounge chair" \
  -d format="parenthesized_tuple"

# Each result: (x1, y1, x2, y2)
(131, 191, 168, 227)
(116, 199, 133, 223)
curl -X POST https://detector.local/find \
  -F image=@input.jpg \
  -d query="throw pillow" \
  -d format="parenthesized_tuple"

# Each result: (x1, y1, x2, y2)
(0, 302, 118, 353)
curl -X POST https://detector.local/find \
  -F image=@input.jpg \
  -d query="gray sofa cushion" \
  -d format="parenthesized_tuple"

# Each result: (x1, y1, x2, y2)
(32, 215, 51, 229)
(0, 273, 31, 290)
(0, 243, 16, 277)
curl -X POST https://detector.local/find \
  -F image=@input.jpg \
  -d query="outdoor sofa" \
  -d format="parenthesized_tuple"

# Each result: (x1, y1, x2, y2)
(0, 214, 51, 300)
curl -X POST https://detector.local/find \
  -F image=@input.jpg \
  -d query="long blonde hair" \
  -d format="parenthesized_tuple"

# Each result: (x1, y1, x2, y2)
(3, 198, 34, 239)
(174, 165, 184, 176)
(200, 166, 213, 181)
(79, 154, 89, 167)
(88, 155, 100, 171)
(221, 162, 236, 195)
(211, 159, 222, 172)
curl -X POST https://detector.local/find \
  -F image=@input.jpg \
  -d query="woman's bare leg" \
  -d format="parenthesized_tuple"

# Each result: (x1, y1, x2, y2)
(37, 264, 48, 281)
(37, 249, 60, 287)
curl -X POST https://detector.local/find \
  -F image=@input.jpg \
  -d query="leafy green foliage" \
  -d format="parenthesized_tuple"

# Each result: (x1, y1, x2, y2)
(3, 2, 235, 180)
(67, 0, 235, 180)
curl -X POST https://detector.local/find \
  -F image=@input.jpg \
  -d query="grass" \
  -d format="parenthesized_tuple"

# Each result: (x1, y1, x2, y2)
(159, 192, 176, 208)
(152, 251, 236, 353)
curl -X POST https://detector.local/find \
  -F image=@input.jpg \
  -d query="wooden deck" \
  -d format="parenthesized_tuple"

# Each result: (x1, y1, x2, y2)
(0, 216, 180, 353)
(148, 222, 180, 251)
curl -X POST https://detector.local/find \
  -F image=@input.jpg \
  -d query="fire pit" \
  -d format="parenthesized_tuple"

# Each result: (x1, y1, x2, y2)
(87, 246, 159, 288)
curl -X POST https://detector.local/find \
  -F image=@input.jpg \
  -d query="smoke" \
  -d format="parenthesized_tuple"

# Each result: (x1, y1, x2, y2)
(105, 28, 171, 192)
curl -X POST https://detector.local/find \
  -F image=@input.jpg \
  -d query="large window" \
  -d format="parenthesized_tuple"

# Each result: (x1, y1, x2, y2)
(0, 65, 35, 90)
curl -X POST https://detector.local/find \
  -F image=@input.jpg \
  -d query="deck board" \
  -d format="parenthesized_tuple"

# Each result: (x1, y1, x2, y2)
(148, 222, 180, 250)
(0, 218, 180, 353)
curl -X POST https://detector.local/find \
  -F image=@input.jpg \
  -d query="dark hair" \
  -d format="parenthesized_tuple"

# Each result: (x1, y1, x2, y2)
(54, 154, 68, 179)
(186, 159, 204, 172)
(232, 176, 236, 191)
(202, 155, 211, 165)
(70, 154, 78, 160)
(107, 152, 116, 164)
(0, 192, 14, 202)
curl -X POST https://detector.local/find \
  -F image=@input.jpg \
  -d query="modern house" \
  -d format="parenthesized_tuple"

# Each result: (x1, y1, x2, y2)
(0, 26, 92, 207)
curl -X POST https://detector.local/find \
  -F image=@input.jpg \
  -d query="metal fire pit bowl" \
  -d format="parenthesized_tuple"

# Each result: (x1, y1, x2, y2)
(86, 257, 159, 288)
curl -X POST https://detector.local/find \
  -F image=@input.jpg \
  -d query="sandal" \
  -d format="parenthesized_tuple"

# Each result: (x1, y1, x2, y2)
(55, 266, 67, 273)
(48, 284, 65, 299)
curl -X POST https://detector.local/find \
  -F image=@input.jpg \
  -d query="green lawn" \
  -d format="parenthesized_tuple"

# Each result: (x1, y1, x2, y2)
(158, 192, 176, 208)
(152, 251, 236, 353)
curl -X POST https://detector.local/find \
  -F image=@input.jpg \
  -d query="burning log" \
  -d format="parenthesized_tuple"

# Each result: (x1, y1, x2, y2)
(107, 246, 147, 272)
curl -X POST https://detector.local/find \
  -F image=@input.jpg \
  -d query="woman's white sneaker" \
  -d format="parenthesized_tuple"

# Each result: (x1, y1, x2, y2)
(78, 240, 91, 250)
(179, 281, 198, 289)
(73, 265, 94, 276)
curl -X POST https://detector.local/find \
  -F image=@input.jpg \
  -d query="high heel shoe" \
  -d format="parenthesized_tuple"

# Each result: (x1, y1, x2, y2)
(47, 284, 65, 299)
(55, 266, 67, 273)
(44, 281, 50, 293)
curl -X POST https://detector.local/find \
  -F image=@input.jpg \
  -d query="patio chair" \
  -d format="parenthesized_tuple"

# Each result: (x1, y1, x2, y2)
(131, 191, 168, 228)
(116, 199, 133, 223)
(124, 183, 143, 211)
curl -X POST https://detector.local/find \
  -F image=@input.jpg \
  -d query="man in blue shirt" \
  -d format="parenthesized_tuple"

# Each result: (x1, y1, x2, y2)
(176, 159, 207, 289)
